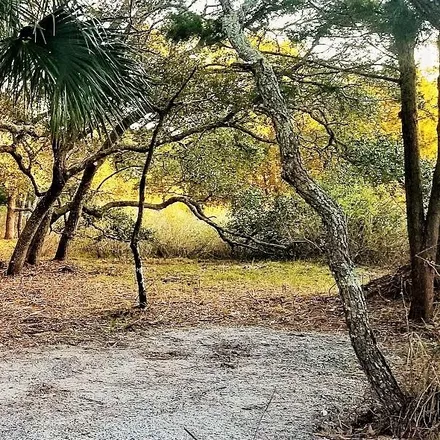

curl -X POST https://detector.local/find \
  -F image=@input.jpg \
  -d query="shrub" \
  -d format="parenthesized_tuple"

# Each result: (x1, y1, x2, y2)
(226, 188, 322, 260)
(84, 209, 153, 243)
(227, 183, 408, 266)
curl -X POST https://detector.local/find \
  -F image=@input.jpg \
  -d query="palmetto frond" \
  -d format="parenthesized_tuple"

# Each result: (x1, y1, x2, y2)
(0, 2, 150, 137)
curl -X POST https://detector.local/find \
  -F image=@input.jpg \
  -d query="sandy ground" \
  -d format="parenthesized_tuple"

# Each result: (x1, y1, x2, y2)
(0, 326, 366, 440)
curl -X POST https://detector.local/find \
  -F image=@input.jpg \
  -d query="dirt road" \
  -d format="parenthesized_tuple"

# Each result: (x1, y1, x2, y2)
(0, 326, 365, 439)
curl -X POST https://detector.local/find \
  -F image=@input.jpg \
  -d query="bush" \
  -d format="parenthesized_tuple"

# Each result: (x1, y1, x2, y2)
(329, 182, 408, 266)
(227, 188, 322, 260)
(227, 183, 408, 266)
(84, 210, 153, 243)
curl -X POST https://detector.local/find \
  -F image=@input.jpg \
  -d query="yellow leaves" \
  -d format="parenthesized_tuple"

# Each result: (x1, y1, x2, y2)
(418, 75, 438, 159)
(359, 72, 438, 160)
(255, 36, 299, 58)
(93, 161, 137, 201)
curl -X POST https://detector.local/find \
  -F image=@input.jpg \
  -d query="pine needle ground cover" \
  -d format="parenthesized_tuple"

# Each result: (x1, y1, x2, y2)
(0, 256, 416, 349)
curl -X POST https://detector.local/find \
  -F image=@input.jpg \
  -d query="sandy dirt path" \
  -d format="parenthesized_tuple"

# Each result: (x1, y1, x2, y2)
(0, 326, 366, 439)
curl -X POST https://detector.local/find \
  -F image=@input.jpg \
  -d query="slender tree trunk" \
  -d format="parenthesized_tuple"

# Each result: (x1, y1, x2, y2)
(7, 166, 66, 275)
(26, 207, 53, 265)
(130, 162, 149, 308)
(54, 162, 101, 261)
(15, 198, 24, 238)
(220, 0, 406, 413)
(395, 36, 434, 321)
(129, 71, 192, 308)
(130, 126, 163, 308)
(417, 35, 440, 319)
(4, 190, 16, 239)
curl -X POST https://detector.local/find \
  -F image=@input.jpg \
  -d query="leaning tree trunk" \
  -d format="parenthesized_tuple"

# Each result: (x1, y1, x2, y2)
(54, 162, 101, 261)
(220, 0, 406, 413)
(26, 207, 53, 265)
(4, 190, 16, 239)
(130, 123, 164, 308)
(7, 167, 66, 275)
(395, 35, 434, 321)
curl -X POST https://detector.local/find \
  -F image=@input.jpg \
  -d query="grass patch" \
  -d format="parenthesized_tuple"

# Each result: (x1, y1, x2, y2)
(0, 239, 16, 261)
(76, 258, 337, 296)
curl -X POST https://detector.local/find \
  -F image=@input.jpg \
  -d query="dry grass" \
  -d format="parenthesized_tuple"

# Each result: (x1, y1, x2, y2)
(396, 321, 440, 439)
(70, 203, 232, 259)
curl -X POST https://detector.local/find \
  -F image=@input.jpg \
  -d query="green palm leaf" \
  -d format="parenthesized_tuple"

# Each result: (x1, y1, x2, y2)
(0, 3, 150, 138)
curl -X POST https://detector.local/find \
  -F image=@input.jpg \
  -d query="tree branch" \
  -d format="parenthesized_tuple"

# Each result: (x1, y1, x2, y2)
(8, 149, 45, 197)
(81, 196, 319, 254)
(262, 50, 400, 84)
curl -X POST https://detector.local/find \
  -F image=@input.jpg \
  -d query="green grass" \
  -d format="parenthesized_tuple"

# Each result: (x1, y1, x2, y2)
(74, 257, 338, 296)
(193, 261, 335, 293)
(0, 239, 16, 261)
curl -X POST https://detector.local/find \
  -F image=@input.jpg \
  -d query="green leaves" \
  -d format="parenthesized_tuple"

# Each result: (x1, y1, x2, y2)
(0, 3, 150, 139)
(165, 11, 224, 45)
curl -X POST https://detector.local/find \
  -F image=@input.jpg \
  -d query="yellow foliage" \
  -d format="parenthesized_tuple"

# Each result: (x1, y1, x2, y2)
(418, 74, 438, 159)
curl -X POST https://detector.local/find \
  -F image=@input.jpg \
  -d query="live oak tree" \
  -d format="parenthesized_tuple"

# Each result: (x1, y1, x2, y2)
(0, 1, 150, 275)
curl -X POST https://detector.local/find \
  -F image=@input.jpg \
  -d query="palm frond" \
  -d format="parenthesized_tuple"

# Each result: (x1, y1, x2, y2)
(0, 4, 150, 138)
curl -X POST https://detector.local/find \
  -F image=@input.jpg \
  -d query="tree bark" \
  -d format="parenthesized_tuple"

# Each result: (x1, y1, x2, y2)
(220, 0, 406, 413)
(26, 207, 53, 265)
(54, 162, 101, 261)
(4, 190, 16, 239)
(7, 165, 66, 275)
(395, 33, 435, 321)
(416, 35, 440, 320)
(15, 198, 24, 238)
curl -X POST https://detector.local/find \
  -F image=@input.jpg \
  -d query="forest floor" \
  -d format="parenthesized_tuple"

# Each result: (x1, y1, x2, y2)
(0, 258, 410, 348)
(0, 258, 437, 439)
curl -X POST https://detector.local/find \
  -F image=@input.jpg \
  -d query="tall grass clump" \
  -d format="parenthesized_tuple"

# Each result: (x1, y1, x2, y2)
(397, 323, 440, 439)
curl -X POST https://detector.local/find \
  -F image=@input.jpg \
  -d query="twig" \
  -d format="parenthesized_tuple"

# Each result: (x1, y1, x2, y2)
(252, 388, 276, 440)
(184, 427, 200, 440)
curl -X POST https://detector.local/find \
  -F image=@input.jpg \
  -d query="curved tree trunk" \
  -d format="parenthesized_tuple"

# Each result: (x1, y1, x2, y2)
(220, 0, 405, 413)
(7, 166, 66, 275)
(26, 207, 53, 265)
(54, 162, 100, 261)
(4, 190, 16, 239)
